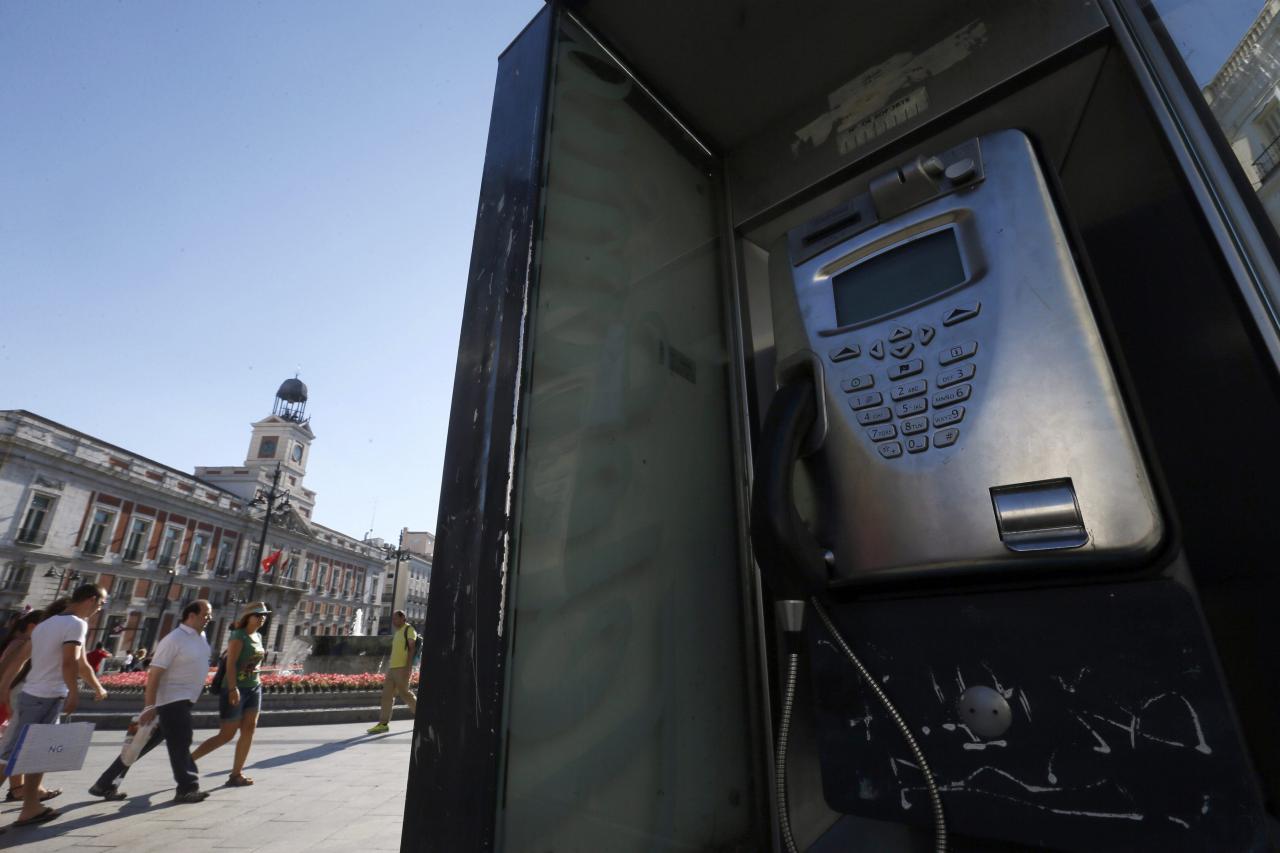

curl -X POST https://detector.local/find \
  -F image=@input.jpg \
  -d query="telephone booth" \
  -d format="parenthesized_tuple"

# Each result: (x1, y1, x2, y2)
(405, 2, 1280, 850)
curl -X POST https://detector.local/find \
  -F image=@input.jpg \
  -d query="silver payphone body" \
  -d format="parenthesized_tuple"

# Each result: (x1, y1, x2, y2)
(769, 130, 1163, 584)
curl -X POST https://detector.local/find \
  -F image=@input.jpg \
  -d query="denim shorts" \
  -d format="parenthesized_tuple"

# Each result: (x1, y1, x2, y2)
(1, 693, 63, 760)
(218, 685, 262, 721)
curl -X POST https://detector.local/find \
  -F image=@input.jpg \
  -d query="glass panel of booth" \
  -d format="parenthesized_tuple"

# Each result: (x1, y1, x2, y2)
(1145, 0, 1280, 236)
(497, 15, 757, 853)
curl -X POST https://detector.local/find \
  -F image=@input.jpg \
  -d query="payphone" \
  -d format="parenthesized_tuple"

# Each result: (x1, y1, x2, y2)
(761, 129, 1161, 586)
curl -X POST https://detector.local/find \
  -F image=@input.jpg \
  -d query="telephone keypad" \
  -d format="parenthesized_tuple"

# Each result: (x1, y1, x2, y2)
(933, 406, 965, 428)
(901, 415, 929, 436)
(842, 373, 875, 393)
(937, 363, 976, 388)
(849, 391, 883, 410)
(856, 406, 892, 426)
(906, 435, 929, 454)
(887, 359, 924, 381)
(878, 442, 903, 459)
(934, 428, 960, 448)
(891, 379, 927, 401)
(938, 341, 978, 365)
(866, 424, 898, 442)
(894, 397, 927, 418)
(933, 383, 971, 407)
(869, 340, 885, 360)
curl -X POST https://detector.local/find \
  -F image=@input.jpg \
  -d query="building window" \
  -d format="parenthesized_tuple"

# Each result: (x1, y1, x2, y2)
(111, 576, 134, 601)
(215, 541, 233, 575)
(16, 493, 56, 546)
(257, 436, 278, 459)
(157, 527, 183, 569)
(122, 518, 151, 562)
(2, 561, 33, 592)
(82, 509, 116, 556)
(150, 582, 170, 603)
(188, 533, 209, 572)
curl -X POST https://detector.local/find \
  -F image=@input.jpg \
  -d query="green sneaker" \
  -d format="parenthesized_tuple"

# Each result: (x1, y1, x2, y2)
(367, 723, 390, 734)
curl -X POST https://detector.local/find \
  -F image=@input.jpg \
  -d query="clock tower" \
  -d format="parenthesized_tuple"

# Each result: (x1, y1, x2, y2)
(197, 377, 318, 518)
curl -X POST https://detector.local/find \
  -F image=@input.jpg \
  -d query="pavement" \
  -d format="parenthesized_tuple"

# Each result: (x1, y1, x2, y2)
(0, 721, 412, 851)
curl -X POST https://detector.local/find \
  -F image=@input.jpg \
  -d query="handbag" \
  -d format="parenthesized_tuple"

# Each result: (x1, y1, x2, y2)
(4, 721, 95, 775)
(208, 654, 227, 693)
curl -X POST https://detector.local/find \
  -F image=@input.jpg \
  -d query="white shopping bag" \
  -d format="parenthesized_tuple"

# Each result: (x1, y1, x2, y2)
(119, 715, 158, 767)
(4, 722, 95, 775)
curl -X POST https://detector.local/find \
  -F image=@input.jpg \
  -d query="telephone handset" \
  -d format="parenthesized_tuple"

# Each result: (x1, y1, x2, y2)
(760, 130, 1162, 587)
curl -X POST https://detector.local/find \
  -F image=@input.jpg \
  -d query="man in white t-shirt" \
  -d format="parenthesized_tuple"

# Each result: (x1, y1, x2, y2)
(4, 583, 107, 828)
(89, 599, 213, 803)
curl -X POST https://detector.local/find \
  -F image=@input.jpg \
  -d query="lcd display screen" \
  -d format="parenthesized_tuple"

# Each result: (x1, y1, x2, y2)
(831, 229, 965, 327)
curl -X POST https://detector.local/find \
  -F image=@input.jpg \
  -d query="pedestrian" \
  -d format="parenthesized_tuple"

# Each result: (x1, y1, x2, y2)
(86, 642, 110, 674)
(131, 648, 149, 672)
(191, 601, 266, 787)
(88, 600, 214, 803)
(0, 609, 45, 804)
(0, 584, 108, 828)
(366, 610, 418, 734)
(121, 649, 134, 671)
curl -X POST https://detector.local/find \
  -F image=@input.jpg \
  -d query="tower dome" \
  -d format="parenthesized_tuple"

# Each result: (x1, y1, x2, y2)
(273, 376, 309, 422)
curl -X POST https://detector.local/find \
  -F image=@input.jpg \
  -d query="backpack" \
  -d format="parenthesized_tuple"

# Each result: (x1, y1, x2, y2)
(404, 625, 423, 660)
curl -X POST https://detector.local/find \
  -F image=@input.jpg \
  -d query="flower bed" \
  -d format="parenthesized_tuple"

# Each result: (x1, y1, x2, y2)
(97, 670, 420, 693)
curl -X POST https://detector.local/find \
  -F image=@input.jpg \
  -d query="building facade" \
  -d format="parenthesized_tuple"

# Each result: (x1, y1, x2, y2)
(1203, 0, 1280, 231)
(0, 381, 403, 665)
(377, 528, 433, 631)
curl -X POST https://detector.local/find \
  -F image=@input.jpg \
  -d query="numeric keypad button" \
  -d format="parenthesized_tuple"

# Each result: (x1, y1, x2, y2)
(935, 428, 960, 448)
(937, 363, 976, 388)
(878, 441, 903, 459)
(848, 391, 883, 410)
(933, 406, 965, 428)
(901, 415, 929, 436)
(866, 424, 898, 442)
(890, 379, 927, 401)
(887, 359, 924, 381)
(841, 373, 875, 393)
(932, 384, 972, 407)
(906, 435, 929, 454)
(894, 397, 927, 418)
(938, 341, 978, 365)
(856, 406, 892, 426)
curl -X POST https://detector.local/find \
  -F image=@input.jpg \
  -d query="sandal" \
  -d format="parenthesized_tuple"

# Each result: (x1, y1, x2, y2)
(3, 787, 57, 802)
(226, 773, 254, 787)
(13, 806, 59, 827)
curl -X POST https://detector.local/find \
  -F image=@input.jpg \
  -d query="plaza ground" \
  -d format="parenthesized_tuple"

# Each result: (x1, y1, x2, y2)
(1, 720, 411, 851)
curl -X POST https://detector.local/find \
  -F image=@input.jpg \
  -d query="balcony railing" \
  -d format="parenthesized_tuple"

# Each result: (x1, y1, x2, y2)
(81, 539, 107, 557)
(122, 546, 145, 563)
(157, 554, 177, 569)
(15, 527, 47, 547)
(1, 576, 32, 594)
(1254, 135, 1280, 184)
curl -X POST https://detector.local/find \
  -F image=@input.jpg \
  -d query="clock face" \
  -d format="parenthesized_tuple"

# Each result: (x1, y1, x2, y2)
(291, 444, 304, 463)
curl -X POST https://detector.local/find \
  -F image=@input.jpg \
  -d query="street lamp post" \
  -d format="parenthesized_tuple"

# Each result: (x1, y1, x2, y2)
(248, 462, 291, 602)
(44, 566, 81, 602)
(381, 531, 410, 636)
(148, 566, 178, 648)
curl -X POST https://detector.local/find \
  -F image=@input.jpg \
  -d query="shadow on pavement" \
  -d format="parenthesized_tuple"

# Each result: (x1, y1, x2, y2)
(241, 730, 408, 772)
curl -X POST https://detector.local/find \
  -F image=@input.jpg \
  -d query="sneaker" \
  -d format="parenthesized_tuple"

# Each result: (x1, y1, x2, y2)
(366, 723, 389, 734)
(88, 783, 128, 801)
(173, 790, 210, 804)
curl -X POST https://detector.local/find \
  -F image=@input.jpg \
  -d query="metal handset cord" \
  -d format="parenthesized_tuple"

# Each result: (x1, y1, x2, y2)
(776, 651, 802, 853)
(811, 598, 947, 853)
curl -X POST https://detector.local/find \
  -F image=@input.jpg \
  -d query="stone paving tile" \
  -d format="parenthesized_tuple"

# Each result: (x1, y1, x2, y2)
(0, 721, 413, 850)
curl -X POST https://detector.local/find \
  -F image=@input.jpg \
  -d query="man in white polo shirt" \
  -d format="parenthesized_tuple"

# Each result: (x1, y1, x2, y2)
(89, 599, 214, 803)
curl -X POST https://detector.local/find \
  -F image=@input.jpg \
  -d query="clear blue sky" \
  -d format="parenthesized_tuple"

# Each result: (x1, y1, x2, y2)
(0, 1, 542, 543)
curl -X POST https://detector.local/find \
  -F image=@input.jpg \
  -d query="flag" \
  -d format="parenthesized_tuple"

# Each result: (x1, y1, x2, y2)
(261, 549, 283, 574)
